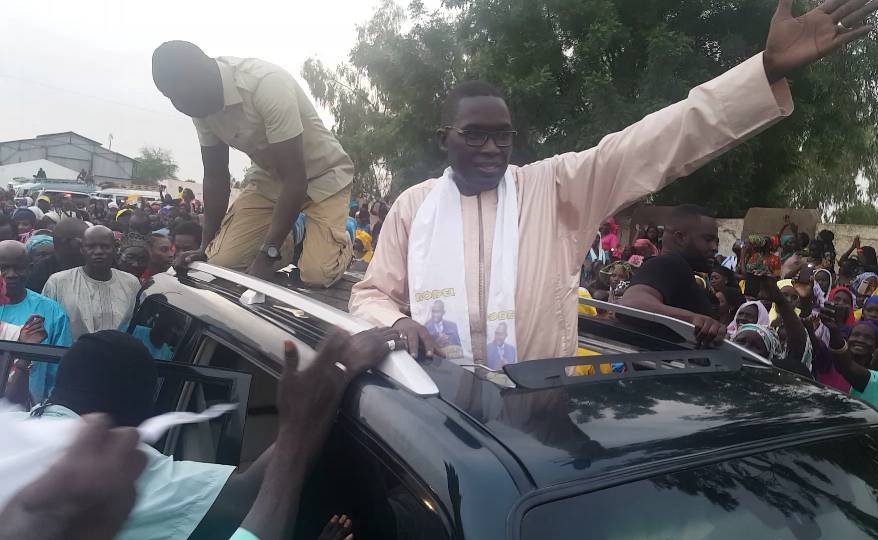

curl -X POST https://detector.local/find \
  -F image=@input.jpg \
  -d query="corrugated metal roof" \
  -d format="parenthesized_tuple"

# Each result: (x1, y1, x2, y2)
(0, 159, 79, 183)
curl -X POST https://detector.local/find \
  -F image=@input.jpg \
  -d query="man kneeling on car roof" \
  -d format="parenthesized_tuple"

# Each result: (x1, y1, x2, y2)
(350, 0, 877, 366)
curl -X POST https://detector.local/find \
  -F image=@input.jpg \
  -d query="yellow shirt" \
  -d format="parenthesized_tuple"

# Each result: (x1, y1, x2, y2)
(577, 288, 598, 317)
(193, 56, 353, 203)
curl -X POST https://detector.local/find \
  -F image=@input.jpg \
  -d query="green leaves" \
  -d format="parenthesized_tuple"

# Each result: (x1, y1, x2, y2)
(134, 147, 178, 183)
(303, 0, 878, 213)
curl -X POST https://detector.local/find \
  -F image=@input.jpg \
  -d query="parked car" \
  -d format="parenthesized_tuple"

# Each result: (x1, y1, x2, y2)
(97, 188, 162, 206)
(2, 263, 878, 539)
(13, 181, 96, 206)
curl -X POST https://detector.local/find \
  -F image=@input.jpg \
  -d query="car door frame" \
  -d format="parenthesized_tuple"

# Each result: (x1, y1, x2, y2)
(0, 341, 252, 465)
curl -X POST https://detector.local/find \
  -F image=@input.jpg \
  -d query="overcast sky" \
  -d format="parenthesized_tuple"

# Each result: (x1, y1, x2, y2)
(0, 0, 413, 182)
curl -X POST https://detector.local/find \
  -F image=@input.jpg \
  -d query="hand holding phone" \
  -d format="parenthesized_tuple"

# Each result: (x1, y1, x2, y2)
(794, 267, 814, 299)
(822, 305, 850, 326)
(19, 315, 46, 344)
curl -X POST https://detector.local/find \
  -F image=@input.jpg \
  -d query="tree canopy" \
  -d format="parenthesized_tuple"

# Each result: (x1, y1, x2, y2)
(134, 147, 179, 183)
(834, 202, 878, 225)
(302, 0, 878, 215)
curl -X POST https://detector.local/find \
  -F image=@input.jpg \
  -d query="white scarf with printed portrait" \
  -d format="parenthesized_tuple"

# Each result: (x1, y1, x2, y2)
(407, 167, 518, 366)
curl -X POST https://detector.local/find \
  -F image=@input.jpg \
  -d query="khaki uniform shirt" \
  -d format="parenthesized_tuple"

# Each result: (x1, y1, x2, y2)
(193, 56, 353, 203)
(349, 54, 793, 363)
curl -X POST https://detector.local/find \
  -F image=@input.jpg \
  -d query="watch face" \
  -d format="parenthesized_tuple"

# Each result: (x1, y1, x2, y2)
(266, 246, 280, 259)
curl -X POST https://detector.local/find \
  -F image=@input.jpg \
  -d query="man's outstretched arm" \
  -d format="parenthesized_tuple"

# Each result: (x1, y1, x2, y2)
(200, 144, 232, 253)
(245, 71, 313, 280)
(247, 135, 308, 280)
(238, 328, 402, 540)
(349, 195, 440, 358)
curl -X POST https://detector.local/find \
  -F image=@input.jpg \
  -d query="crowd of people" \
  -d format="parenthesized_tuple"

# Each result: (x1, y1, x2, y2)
(345, 200, 389, 269)
(0, 181, 383, 540)
(575, 205, 878, 408)
(0, 187, 205, 405)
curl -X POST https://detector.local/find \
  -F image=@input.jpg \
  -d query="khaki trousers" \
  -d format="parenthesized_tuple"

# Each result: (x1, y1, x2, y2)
(206, 182, 353, 287)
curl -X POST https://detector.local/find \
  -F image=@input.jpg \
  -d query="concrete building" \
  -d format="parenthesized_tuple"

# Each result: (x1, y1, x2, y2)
(0, 132, 136, 186)
(160, 179, 204, 201)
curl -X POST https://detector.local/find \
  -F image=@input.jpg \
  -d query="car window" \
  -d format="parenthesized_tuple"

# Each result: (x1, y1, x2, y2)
(519, 432, 878, 540)
(0, 345, 68, 408)
(0, 342, 251, 466)
(195, 335, 280, 468)
(294, 422, 449, 540)
(128, 297, 193, 362)
(153, 362, 251, 466)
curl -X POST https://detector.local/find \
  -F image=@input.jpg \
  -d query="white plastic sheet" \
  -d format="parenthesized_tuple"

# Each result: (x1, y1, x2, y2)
(0, 401, 235, 510)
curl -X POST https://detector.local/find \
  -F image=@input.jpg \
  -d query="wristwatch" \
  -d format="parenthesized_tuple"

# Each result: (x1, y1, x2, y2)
(259, 243, 282, 260)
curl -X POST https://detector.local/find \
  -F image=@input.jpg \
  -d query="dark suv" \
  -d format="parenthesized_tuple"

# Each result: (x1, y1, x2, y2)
(3, 263, 878, 540)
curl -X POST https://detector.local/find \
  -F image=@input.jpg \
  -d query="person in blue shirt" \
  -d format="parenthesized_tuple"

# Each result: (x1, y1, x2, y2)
(29, 330, 234, 540)
(130, 307, 188, 361)
(345, 206, 357, 242)
(131, 326, 174, 361)
(0, 327, 397, 540)
(292, 212, 306, 248)
(0, 240, 72, 402)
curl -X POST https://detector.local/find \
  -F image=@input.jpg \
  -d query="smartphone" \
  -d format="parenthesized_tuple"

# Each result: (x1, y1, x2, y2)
(798, 296, 814, 318)
(826, 304, 850, 324)
(23, 315, 44, 328)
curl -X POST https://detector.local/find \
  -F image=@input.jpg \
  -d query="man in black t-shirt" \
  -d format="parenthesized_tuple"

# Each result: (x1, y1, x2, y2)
(621, 204, 726, 345)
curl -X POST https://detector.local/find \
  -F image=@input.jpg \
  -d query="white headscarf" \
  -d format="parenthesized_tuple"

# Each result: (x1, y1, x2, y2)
(727, 300, 770, 336)
(814, 268, 833, 297)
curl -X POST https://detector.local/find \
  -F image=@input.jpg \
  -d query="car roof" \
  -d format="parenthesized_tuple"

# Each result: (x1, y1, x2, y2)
(142, 265, 438, 394)
(146, 266, 878, 496)
(424, 355, 878, 490)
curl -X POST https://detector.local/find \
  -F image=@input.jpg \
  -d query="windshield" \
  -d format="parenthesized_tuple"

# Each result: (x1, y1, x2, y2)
(521, 432, 878, 539)
(43, 191, 92, 204)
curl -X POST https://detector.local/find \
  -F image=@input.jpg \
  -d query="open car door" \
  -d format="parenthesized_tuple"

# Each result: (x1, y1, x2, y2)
(0, 341, 252, 467)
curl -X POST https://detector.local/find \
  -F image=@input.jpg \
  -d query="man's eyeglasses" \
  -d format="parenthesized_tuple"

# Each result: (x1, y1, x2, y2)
(443, 127, 517, 148)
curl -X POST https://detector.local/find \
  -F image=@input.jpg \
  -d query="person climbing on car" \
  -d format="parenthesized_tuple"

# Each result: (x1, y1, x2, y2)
(621, 205, 727, 346)
(350, 0, 878, 363)
(152, 41, 355, 286)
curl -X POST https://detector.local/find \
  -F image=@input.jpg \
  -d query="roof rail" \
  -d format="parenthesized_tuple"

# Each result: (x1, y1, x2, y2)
(186, 262, 440, 396)
(579, 297, 771, 366)
(505, 349, 741, 389)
